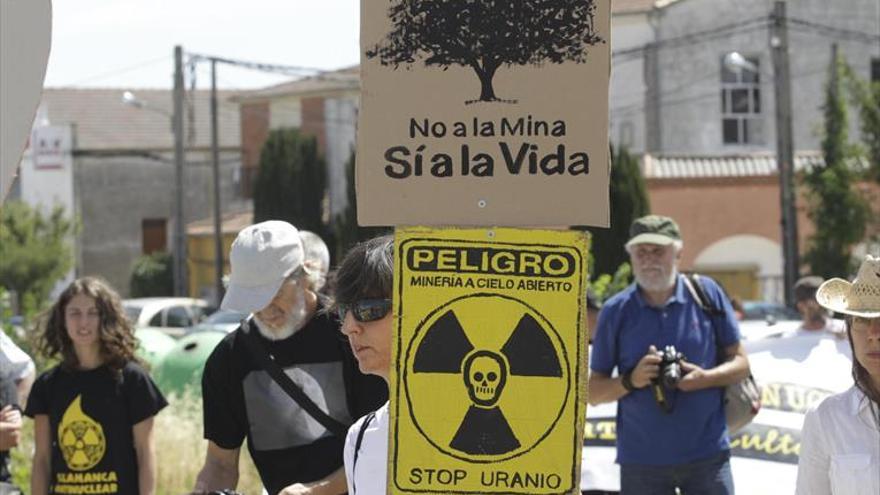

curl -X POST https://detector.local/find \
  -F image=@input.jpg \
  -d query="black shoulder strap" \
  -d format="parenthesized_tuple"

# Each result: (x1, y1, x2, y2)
(351, 411, 377, 495)
(239, 320, 350, 438)
(683, 273, 725, 317)
(684, 273, 737, 368)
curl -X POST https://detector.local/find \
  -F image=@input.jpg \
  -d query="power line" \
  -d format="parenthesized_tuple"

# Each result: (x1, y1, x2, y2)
(178, 13, 875, 138)
(612, 16, 772, 64)
(192, 63, 290, 91)
(611, 62, 831, 115)
(609, 12, 877, 113)
(611, 14, 879, 67)
(178, 52, 360, 132)
(787, 17, 880, 45)
(67, 55, 172, 86)
(186, 52, 358, 82)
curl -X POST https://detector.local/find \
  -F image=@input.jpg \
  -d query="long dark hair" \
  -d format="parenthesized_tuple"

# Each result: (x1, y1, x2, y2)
(35, 276, 141, 373)
(846, 317, 880, 426)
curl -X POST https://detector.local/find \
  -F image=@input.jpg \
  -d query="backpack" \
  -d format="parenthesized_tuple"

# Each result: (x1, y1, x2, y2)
(682, 273, 761, 433)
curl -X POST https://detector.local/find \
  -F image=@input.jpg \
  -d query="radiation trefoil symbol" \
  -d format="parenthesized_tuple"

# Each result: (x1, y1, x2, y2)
(58, 395, 106, 471)
(404, 293, 569, 462)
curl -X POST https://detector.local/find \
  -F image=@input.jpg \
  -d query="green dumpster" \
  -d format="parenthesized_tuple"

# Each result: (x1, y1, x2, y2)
(135, 327, 176, 369)
(154, 331, 225, 397)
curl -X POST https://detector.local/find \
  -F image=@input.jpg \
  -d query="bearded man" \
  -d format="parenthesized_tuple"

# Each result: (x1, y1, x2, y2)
(194, 221, 386, 495)
(587, 215, 750, 495)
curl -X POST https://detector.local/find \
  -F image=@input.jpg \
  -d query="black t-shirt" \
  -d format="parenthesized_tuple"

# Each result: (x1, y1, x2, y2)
(202, 311, 387, 495)
(24, 362, 167, 495)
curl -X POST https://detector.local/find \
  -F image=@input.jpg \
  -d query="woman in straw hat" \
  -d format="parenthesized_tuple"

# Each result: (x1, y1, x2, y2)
(795, 255, 880, 494)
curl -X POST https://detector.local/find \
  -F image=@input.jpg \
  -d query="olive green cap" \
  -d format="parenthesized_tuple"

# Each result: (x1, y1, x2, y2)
(625, 215, 682, 248)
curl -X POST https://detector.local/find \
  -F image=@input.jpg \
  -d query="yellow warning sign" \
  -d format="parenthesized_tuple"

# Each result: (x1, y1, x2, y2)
(391, 227, 589, 495)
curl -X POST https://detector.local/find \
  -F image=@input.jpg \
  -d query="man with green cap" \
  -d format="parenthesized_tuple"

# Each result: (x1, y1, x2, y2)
(588, 215, 750, 495)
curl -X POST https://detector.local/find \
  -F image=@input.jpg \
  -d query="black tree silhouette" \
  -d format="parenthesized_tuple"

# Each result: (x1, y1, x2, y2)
(366, 0, 604, 104)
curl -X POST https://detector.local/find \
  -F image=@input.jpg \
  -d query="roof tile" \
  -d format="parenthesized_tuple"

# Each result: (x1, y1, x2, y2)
(40, 88, 241, 151)
(642, 152, 867, 179)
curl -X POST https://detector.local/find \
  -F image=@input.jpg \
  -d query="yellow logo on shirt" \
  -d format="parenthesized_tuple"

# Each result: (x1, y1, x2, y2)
(58, 395, 106, 471)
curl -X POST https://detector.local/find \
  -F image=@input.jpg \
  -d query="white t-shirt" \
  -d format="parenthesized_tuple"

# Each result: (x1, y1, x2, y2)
(0, 330, 34, 382)
(779, 318, 847, 340)
(344, 401, 389, 495)
(796, 386, 880, 495)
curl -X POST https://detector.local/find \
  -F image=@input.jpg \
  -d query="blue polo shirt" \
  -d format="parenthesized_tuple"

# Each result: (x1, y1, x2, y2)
(589, 274, 740, 466)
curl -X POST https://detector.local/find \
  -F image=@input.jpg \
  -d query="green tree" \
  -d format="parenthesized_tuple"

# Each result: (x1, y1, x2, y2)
(802, 49, 869, 279)
(331, 150, 389, 260)
(590, 262, 633, 303)
(0, 201, 76, 314)
(843, 63, 880, 181)
(253, 128, 328, 237)
(841, 59, 880, 253)
(130, 251, 174, 297)
(586, 145, 650, 280)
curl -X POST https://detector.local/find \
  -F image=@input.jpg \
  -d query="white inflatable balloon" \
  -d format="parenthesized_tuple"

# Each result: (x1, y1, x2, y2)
(0, 0, 52, 201)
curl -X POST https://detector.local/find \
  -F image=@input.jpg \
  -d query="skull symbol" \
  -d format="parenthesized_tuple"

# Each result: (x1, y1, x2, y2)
(462, 350, 507, 407)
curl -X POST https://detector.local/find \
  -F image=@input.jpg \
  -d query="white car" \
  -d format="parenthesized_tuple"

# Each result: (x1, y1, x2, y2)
(738, 301, 802, 341)
(123, 297, 213, 338)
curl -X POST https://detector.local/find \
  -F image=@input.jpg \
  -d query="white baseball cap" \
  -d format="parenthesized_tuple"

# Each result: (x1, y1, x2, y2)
(220, 220, 305, 313)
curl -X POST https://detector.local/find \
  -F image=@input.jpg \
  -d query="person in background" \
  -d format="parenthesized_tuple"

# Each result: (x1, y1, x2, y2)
(299, 230, 331, 293)
(26, 277, 167, 495)
(588, 215, 749, 495)
(796, 255, 880, 495)
(194, 221, 385, 495)
(0, 376, 22, 492)
(789, 276, 846, 338)
(1, 330, 35, 490)
(0, 330, 35, 406)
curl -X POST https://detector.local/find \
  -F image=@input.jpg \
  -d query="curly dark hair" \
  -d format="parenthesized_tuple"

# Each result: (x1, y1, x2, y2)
(35, 276, 141, 373)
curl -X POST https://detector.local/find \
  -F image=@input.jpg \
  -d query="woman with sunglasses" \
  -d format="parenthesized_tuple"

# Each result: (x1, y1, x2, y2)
(333, 235, 395, 495)
(796, 255, 880, 494)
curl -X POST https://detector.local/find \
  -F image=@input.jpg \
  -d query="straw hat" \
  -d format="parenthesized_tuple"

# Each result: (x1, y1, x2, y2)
(816, 255, 880, 318)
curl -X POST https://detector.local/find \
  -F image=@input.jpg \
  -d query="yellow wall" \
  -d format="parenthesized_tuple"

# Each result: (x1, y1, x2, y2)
(700, 269, 760, 302)
(187, 233, 235, 299)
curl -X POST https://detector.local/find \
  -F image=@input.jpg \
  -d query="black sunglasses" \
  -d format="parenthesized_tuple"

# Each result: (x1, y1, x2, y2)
(336, 298, 392, 323)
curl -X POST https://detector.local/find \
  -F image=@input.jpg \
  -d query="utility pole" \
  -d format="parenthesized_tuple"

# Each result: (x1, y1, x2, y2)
(172, 45, 188, 297)
(210, 58, 225, 306)
(770, 1, 799, 307)
(644, 42, 662, 152)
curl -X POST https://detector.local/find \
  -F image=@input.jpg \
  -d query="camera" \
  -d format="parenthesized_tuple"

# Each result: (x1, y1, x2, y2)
(656, 345, 684, 389)
(651, 345, 684, 413)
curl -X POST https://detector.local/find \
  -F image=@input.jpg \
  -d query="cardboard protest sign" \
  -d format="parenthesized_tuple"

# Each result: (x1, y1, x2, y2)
(358, 1, 611, 227)
(391, 227, 589, 494)
(0, 0, 52, 201)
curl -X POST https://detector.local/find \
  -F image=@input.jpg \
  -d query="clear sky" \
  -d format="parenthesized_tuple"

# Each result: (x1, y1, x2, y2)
(46, 0, 361, 89)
